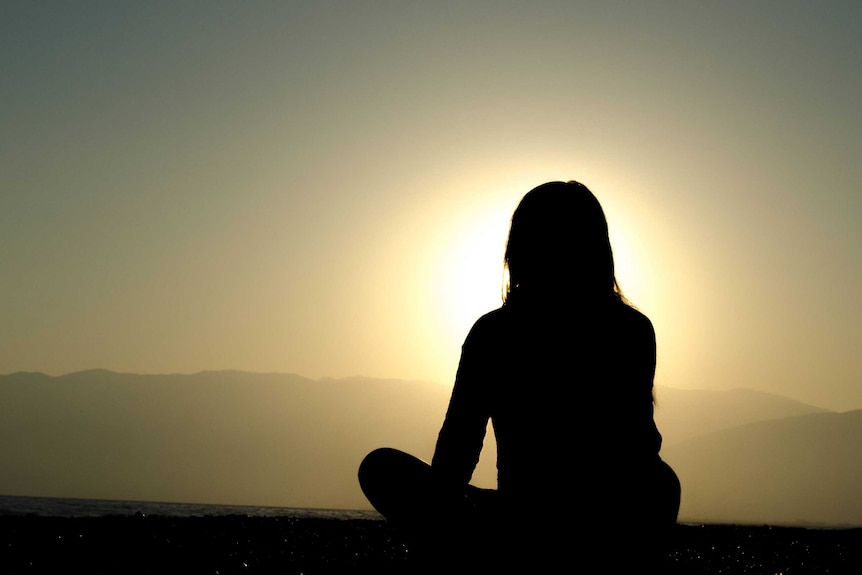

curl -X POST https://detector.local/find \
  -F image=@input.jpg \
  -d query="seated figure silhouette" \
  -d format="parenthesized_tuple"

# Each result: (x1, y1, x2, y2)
(359, 181, 681, 572)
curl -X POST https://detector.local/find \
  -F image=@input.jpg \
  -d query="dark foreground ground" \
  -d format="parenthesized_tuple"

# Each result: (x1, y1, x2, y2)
(1, 514, 860, 574)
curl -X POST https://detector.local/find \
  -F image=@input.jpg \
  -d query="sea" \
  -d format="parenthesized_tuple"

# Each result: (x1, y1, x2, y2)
(0, 494, 381, 521)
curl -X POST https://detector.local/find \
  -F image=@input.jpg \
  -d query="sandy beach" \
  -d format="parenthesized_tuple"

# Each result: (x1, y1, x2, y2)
(1, 514, 860, 574)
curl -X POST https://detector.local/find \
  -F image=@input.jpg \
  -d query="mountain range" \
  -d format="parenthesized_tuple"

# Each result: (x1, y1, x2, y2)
(0, 369, 859, 527)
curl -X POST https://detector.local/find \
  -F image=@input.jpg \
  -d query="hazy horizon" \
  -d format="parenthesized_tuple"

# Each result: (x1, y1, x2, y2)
(3, 3, 861, 414)
(1, 365, 856, 414)
(2, 370, 860, 527)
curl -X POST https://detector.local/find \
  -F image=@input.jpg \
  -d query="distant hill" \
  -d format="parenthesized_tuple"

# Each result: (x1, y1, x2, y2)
(661, 409, 862, 527)
(0, 370, 858, 527)
(653, 385, 832, 447)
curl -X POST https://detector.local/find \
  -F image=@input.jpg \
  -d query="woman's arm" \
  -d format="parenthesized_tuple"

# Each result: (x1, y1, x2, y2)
(431, 320, 494, 486)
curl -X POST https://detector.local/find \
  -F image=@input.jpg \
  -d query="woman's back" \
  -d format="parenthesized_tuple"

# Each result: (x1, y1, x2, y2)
(435, 298, 662, 509)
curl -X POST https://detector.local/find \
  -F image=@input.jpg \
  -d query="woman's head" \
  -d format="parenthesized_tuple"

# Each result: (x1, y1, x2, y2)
(503, 180, 624, 305)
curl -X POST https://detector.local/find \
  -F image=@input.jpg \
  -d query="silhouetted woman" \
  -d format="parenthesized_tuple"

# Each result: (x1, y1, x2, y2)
(359, 181, 680, 572)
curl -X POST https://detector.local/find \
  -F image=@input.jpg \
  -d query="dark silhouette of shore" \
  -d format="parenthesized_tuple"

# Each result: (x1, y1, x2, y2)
(1, 514, 860, 574)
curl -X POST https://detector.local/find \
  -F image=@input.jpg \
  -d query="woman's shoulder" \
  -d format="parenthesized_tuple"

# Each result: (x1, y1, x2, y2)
(612, 302, 656, 347)
(469, 306, 510, 332)
(465, 300, 653, 336)
(462, 305, 523, 342)
(616, 301, 653, 326)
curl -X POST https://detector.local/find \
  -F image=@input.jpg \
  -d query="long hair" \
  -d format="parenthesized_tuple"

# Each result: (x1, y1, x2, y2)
(502, 180, 626, 306)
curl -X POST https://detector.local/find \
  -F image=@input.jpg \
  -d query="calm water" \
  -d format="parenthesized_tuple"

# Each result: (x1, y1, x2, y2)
(0, 494, 381, 520)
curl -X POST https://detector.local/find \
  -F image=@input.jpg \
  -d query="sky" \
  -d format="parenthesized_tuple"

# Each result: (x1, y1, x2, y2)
(2, 1, 861, 413)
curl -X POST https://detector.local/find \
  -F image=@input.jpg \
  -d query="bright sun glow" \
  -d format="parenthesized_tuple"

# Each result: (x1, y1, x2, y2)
(414, 179, 659, 390)
(431, 194, 651, 348)
(435, 202, 514, 347)
(609, 225, 646, 305)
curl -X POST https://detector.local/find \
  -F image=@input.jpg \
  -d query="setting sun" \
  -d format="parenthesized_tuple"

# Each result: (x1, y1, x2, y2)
(435, 202, 513, 347)
(399, 178, 663, 390)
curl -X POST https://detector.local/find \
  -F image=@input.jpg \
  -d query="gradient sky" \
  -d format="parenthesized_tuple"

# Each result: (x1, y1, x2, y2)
(2, 2, 860, 412)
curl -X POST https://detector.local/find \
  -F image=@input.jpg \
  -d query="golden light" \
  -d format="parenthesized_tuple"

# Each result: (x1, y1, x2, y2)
(428, 189, 653, 347)
(431, 199, 515, 351)
(400, 173, 663, 389)
(608, 223, 648, 308)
